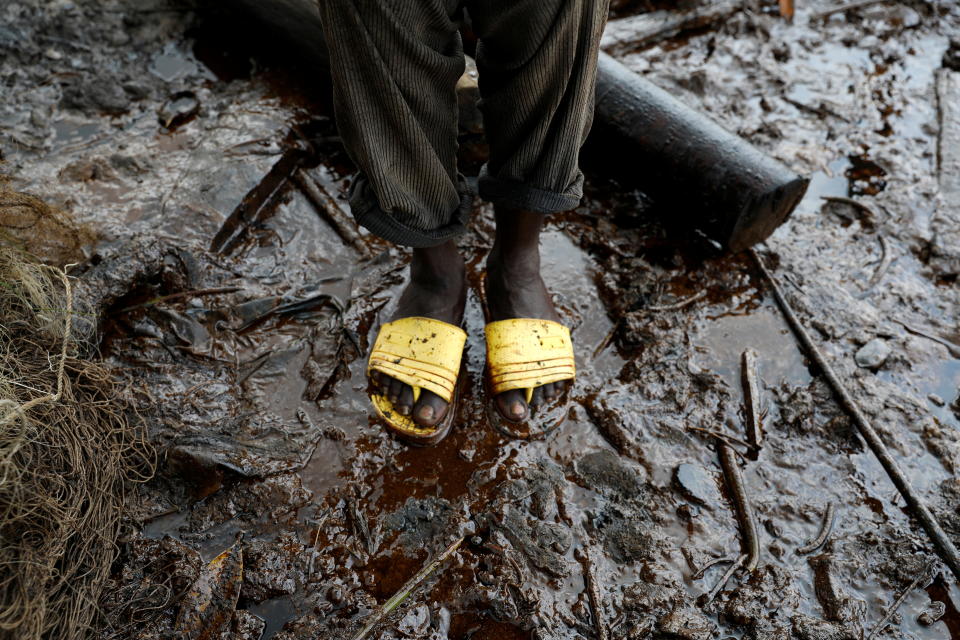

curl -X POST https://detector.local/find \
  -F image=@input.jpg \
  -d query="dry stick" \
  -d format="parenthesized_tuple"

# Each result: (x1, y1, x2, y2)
(797, 502, 837, 555)
(718, 443, 761, 573)
(741, 349, 763, 450)
(349, 536, 465, 640)
(750, 249, 960, 583)
(293, 170, 371, 258)
(866, 562, 934, 640)
(576, 547, 608, 640)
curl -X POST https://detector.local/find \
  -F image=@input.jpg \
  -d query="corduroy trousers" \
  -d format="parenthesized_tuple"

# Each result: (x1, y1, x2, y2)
(317, 0, 609, 247)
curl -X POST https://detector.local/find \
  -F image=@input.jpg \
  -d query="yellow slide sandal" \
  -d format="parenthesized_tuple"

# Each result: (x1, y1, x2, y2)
(367, 316, 467, 446)
(485, 318, 575, 438)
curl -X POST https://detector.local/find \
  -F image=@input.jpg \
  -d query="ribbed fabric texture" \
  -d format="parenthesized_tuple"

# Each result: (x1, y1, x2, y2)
(318, 0, 610, 247)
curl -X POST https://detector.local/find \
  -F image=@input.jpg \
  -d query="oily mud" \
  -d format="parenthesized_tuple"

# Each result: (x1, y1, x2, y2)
(2, 0, 960, 639)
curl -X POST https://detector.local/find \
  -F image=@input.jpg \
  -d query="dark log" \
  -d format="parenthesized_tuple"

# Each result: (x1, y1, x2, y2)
(213, 2, 808, 252)
(592, 53, 808, 252)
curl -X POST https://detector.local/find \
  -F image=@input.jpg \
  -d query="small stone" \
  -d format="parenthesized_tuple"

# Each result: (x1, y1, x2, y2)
(918, 600, 946, 626)
(929, 393, 946, 407)
(673, 463, 720, 508)
(855, 338, 891, 369)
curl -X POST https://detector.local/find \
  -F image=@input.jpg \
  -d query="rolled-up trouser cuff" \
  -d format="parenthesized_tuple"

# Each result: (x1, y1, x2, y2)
(349, 177, 472, 248)
(477, 165, 583, 214)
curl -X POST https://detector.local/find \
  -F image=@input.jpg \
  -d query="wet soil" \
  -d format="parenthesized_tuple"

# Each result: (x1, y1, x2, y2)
(2, 0, 960, 638)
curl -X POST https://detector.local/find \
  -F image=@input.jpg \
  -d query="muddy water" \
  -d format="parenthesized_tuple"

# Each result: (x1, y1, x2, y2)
(3, 0, 960, 638)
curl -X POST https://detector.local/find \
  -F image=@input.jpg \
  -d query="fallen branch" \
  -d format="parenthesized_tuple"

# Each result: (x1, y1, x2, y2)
(866, 562, 934, 640)
(293, 169, 373, 258)
(718, 443, 760, 572)
(751, 248, 960, 583)
(350, 536, 465, 640)
(575, 547, 608, 640)
(740, 350, 763, 450)
(797, 502, 837, 555)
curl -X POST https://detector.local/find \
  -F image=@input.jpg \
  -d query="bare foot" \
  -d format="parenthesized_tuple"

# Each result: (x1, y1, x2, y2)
(371, 240, 466, 427)
(485, 208, 568, 423)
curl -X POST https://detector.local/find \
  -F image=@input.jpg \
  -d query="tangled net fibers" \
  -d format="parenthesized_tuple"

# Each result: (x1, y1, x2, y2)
(0, 185, 153, 640)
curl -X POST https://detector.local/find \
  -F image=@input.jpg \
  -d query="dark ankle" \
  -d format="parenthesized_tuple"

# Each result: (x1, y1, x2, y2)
(489, 207, 545, 279)
(410, 241, 465, 290)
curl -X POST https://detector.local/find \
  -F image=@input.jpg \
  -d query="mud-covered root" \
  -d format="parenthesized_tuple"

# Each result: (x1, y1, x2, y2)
(0, 201, 154, 640)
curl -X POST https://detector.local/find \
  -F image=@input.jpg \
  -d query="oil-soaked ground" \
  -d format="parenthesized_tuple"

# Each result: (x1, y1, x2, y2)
(2, 0, 960, 638)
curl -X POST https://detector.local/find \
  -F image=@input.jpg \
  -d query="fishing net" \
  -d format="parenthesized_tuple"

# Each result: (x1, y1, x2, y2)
(0, 183, 154, 640)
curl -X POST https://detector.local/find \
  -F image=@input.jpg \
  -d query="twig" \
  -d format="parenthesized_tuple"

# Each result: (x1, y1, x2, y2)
(704, 554, 747, 604)
(347, 498, 377, 556)
(811, 0, 890, 19)
(797, 502, 837, 555)
(575, 547, 608, 640)
(350, 536, 465, 640)
(862, 235, 892, 292)
(895, 321, 960, 358)
(693, 555, 737, 580)
(718, 443, 760, 572)
(293, 170, 372, 258)
(687, 426, 754, 453)
(119, 287, 241, 312)
(592, 319, 621, 360)
(866, 562, 934, 640)
(645, 290, 707, 312)
(751, 248, 960, 583)
(740, 350, 763, 450)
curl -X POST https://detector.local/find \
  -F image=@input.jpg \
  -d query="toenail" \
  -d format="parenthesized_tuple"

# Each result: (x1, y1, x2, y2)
(510, 403, 524, 417)
(398, 405, 411, 416)
(419, 406, 434, 421)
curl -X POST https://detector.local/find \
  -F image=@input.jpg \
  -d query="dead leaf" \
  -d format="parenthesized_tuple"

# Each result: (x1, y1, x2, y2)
(174, 537, 244, 640)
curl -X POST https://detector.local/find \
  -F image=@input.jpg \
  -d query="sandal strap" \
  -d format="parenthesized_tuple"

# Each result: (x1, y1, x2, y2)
(368, 317, 466, 403)
(485, 318, 575, 401)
